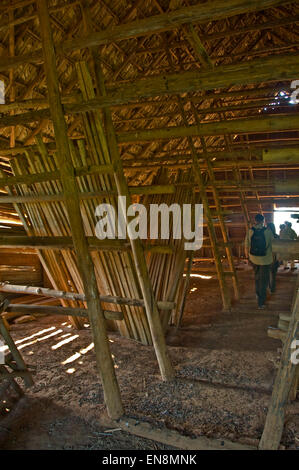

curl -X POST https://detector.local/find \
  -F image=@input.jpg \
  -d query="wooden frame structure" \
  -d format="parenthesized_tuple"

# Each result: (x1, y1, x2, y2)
(261, 275, 299, 449)
(0, 0, 298, 440)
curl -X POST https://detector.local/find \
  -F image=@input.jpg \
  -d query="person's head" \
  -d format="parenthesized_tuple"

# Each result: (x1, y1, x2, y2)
(255, 213, 264, 225)
(267, 222, 276, 236)
(285, 221, 291, 227)
(280, 224, 286, 231)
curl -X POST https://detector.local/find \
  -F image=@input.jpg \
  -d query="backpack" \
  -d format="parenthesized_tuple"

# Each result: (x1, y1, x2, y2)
(250, 227, 267, 256)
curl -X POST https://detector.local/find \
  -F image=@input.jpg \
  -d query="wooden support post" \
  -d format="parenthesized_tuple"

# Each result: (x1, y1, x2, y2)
(259, 290, 299, 450)
(237, 180, 251, 230)
(79, 1, 174, 381)
(249, 166, 264, 217)
(176, 251, 194, 329)
(37, 0, 123, 419)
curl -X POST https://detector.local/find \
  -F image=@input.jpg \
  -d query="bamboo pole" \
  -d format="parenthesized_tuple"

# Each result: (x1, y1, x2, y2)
(3, 303, 123, 321)
(176, 251, 194, 329)
(0, 283, 175, 310)
(81, 1, 174, 380)
(37, 0, 123, 419)
(259, 290, 299, 449)
(173, 98, 231, 310)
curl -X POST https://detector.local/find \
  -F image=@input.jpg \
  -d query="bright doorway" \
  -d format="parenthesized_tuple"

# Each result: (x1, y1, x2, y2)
(274, 207, 299, 236)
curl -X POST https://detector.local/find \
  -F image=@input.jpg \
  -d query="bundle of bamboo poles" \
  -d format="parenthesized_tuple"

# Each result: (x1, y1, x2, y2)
(5, 62, 194, 345)
(142, 167, 195, 330)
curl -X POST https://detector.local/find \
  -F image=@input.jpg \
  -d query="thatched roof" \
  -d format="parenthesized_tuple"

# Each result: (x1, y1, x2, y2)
(0, 0, 298, 228)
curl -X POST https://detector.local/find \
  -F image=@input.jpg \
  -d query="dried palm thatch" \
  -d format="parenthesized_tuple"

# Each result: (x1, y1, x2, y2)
(0, 0, 298, 421)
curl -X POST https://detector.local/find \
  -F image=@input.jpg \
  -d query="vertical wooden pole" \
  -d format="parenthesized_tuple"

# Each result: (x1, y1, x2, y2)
(259, 291, 299, 449)
(176, 251, 194, 329)
(9, 10, 15, 149)
(234, 168, 251, 230)
(79, 0, 174, 381)
(37, 0, 123, 419)
(198, 133, 239, 300)
(249, 166, 264, 216)
(175, 99, 231, 311)
(163, 37, 231, 311)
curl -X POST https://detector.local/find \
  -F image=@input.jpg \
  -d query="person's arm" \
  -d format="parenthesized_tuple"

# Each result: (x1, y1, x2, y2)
(291, 229, 297, 240)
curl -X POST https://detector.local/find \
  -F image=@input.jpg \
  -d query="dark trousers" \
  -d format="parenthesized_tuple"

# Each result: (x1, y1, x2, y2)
(253, 264, 271, 307)
(269, 260, 279, 293)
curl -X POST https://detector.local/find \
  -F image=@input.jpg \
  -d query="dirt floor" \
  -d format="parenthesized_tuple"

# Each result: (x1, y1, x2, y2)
(0, 264, 298, 450)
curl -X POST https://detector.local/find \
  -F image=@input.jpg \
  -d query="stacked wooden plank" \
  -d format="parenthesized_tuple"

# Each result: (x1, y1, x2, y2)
(0, 248, 42, 285)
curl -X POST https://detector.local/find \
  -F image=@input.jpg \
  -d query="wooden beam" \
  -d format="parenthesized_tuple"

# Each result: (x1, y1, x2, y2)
(0, 0, 287, 72)
(0, 235, 173, 254)
(0, 283, 175, 310)
(2, 144, 297, 168)
(0, 164, 113, 188)
(117, 416, 255, 450)
(4, 303, 123, 321)
(275, 181, 299, 194)
(0, 235, 127, 250)
(263, 147, 299, 163)
(0, 53, 298, 113)
(37, 0, 123, 420)
(183, 24, 213, 69)
(3, 111, 298, 145)
(117, 114, 299, 143)
(64, 0, 287, 53)
(272, 240, 299, 256)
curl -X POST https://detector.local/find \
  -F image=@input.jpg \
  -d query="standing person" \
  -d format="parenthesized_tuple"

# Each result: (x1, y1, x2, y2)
(279, 224, 286, 238)
(245, 214, 274, 309)
(267, 222, 279, 293)
(281, 221, 297, 270)
(285, 221, 297, 239)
